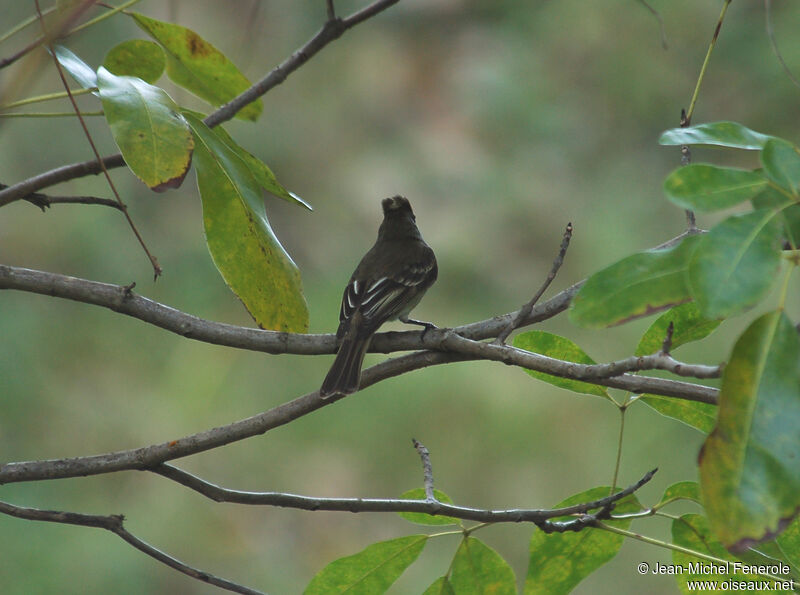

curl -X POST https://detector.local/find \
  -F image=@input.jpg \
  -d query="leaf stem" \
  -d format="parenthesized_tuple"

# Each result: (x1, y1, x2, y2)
(0, 87, 96, 111)
(610, 405, 627, 493)
(0, 5, 57, 45)
(0, 110, 103, 118)
(685, 0, 732, 123)
(68, 0, 142, 35)
(595, 522, 794, 585)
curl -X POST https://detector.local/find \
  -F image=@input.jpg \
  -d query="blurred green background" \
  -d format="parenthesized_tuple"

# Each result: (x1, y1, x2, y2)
(2, 1, 800, 593)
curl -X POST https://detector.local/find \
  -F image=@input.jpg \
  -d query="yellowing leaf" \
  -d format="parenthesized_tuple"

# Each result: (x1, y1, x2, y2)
(184, 113, 308, 332)
(131, 13, 262, 121)
(97, 67, 192, 191)
(699, 311, 800, 551)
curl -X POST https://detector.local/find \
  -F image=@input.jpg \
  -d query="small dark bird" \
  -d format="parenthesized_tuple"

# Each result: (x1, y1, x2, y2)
(320, 196, 438, 398)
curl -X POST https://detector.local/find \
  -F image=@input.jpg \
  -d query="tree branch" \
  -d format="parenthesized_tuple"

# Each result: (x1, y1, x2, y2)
(412, 439, 435, 500)
(0, 336, 713, 486)
(441, 331, 721, 383)
(149, 463, 656, 530)
(0, 263, 577, 354)
(0, 183, 123, 211)
(0, 0, 401, 208)
(0, 263, 719, 399)
(0, 227, 719, 486)
(0, 499, 264, 595)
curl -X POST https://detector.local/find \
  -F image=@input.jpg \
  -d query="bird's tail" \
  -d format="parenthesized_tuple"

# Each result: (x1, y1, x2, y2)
(320, 333, 371, 399)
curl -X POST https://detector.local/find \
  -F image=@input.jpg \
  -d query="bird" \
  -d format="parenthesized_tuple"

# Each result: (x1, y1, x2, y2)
(320, 195, 438, 398)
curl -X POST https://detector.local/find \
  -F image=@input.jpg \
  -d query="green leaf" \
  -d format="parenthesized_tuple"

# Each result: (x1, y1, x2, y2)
(51, 45, 97, 89)
(752, 186, 800, 249)
(688, 209, 782, 318)
(634, 303, 720, 433)
(130, 13, 262, 121)
(635, 302, 720, 356)
(184, 112, 309, 332)
(671, 514, 769, 594)
(639, 393, 717, 434)
(570, 234, 701, 328)
(451, 537, 516, 595)
(103, 40, 166, 83)
(777, 517, 800, 569)
(656, 481, 701, 508)
(211, 125, 311, 210)
(513, 331, 610, 399)
(699, 311, 800, 552)
(659, 121, 775, 150)
(422, 576, 455, 595)
(397, 488, 459, 526)
(304, 535, 427, 595)
(664, 164, 768, 212)
(96, 67, 192, 191)
(422, 576, 456, 595)
(762, 138, 800, 196)
(525, 487, 641, 594)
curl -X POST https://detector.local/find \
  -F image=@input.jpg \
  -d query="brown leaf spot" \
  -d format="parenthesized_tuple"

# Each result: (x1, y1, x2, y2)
(185, 30, 211, 57)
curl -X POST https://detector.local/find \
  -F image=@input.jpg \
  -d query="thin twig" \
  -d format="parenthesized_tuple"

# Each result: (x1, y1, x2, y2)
(0, 499, 264, 595)
(0, 0, 401, 208)
(0, 110, 104, 118)
(149, 464, 656, 528)
(764, 0, 800, 89)
(495, 222, 573, 344)
(35, 1, 161, 279)
(685, 0, 732, 124)
(0, 0, 96, 70)
(0, 184, 123, 211)
(679, 109, 697, 230)
(443, 331, 722, 383)
(0, 87, 96, 111)
(637, 0, 668, 50)
(0, 4, 56, 45)
(202, 0, 399, 129)
(326, 0, 336, 21)
(413, 439, 435, 500)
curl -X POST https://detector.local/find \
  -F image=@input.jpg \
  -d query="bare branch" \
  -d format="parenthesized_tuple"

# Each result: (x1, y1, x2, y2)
(0, 0, 401, 207)
(0, 263, 720, 390)
(0, 263, 575, 354)
(0, 154, 127, 208)
(0, 499, 264, 595)
(637, 0, 668, 50)
(0, 349, 711, 485)
(0, 183, 123, 211)
(496, 221, 572, 344)
(440, 331, 721, 391)
(765, 0, 800, 89)
(412, 439, 435, 500)
(0, 342, 713, 486)
(0, 1, 96, 71)
(150, 464, 656, 528)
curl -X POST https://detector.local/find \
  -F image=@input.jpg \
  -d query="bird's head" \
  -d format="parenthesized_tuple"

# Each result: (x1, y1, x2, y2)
(382, 195, 415, 219)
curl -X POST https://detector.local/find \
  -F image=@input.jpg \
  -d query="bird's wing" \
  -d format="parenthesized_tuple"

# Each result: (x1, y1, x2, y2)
(339, 249, 436, 327)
